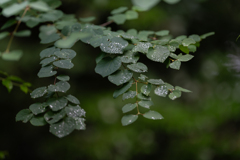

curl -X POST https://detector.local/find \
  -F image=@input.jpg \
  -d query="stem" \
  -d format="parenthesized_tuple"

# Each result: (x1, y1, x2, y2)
(100, 20, 113, 27)
(5, 6, 29, 53)
(135, 81, 141, 115)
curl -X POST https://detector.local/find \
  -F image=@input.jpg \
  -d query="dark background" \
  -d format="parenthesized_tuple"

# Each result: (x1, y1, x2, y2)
(1, 0, 240, 159)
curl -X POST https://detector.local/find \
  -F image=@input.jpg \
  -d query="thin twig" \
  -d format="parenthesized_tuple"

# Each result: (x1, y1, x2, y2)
(100, 20, 113, 27)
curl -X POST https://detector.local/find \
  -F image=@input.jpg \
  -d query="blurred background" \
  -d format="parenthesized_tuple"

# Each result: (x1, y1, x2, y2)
(1, 0, 240, 159)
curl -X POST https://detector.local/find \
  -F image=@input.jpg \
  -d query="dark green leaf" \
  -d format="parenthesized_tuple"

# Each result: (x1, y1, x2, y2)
(50, 117, 76, 138)
(141, 83, 152, 96)
(122, 103, 137, 113)
(95, 56, 122, 77)
(121, 51, 139, 63)
(113, 80, 133, 98)
(121, 114, 138, 126)
(65, 105, 85, 118)
(138, 74, 148, 81)
(29, 102, 48, 115)
(30, 86, 48, 98)
(100, 37, 128, 54)
(137, 93, 151, 100)
(90, 36, 108, 48)
(95, 52, 106, 63)
(147, 79, 164, 85)
(54, 49, 76, 59)
(57, 75, 70, 81)
(53, 59, 74, 69)
(30, 115, 47, 126)
(0, 19, 17, 30)
(108, 69, 133, 86)
(169, 60, 181, 70)
(127, 62, 148, 73)
(16, 109, 33, 123)
(188, 45, 197, 53)
(169, 90, 182, 100)
(40, 46, 59, 59)
(75, 118, 86, 130)
(154, 85, 168, 97)
(122, 90, 137, 100)
(2, 79, 13, 92)
(14, 30, 31, 37)
(47, 96, 68, 111)
(65, 95, 80, 104)
(147, 45, 170, 63)
(138, 101, 154, 109)
(40, 56, 57, 67)
(48, 81, 70, 93)
(44, 109, 66, 124)
(132, 42, 152, 54)
(143, 110, 163, 120)
(37, 65, 57, 78)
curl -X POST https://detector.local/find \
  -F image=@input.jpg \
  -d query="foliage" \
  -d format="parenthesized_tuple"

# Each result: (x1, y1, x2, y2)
(0, 0, 214, 138)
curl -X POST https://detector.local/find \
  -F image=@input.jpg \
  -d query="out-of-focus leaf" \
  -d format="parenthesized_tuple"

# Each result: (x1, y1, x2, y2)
(121, 114, 138, 126)
(2, 50, 22, 61)
(16, 109, 33, 123)
(143, 110, 164, 120)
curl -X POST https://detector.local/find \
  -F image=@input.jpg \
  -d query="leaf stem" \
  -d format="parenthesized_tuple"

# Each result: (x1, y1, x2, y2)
(5, 6, 29, 53)
(100, 20, 113, 27)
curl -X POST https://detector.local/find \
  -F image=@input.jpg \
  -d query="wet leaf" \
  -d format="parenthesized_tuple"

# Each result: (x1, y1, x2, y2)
(137, 93, 151, 100)
(176, 35, 187, 41)
(138, 74, 148, 81)
(44, 109, 66, 124)
(122, 103, 137, 113)
(138, 101, 154, 109)
(16, 109, 33, 123)
(100, 37, 128, 54)
(50, 117, 76, 138)
(168, 90, 182, 100)
(53, 59, 74, 69)
(147, 45, 170, 63)
(147, 79, 164, 85)
(54, 49, 76, 59)
(90, 36, 108, 48)
(154, 85, 168, 97)
(75, 118, 86, 130)
(37, 65, 57, 78)
(48, 81, 70, 93)
(127, 62, 148, 73)
(132, 42, 152, 54)
(40, 46, 59, 59)
(113, 80, 133, 98)
(40, 56, 57, 67)
(57, 75, 70, 81)
(47, 96, 68, 111)
(169, 60, 181, 70)
(30, 86, 48, 98)
(141, 83, 152, 96)
(30, 115, 47, 126)
(143, 110, 163, 120)
(108, 69, 133, 86)
(65, 95, 80, 104)
(95, 56, 122, 77)
(65, 105, 86, 118)
(121, 51, 139, 63)
(121, 114, 138, 126)
(122, 90, 137, 100)
(29, 102, 48, 115)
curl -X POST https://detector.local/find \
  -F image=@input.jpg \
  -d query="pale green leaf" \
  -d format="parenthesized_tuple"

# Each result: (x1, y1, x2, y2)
(132, 42, 152, 54)
(182, 38, 196, 47)
(37, 65, 57, 78)
(65, 105, 85, 118)
(163, 0, 180, 4)
(53, 59, 74, 69)
(189, 34, 201, 42)
(29, 1, 51, 12)
(100, 37, 128, 54)
(200, 32, 215, 39)
(54, 49, 76, 59)
(121, 51, 139, 63)
(2, 1, 28, 17)
(175, 86, 191, 92)
(155, 30, 169, 36)
(169, 60, 181, 70)
(125, 10, 138, 20)
(178, 54, 194, 62)
(2, 50, 22, 61)
(108, 14, 126, 25)
(138, 74, 148, 81)
(40, 56, 57, 67)
(131, 0, 160, 11)
(137, 93, 151, 100)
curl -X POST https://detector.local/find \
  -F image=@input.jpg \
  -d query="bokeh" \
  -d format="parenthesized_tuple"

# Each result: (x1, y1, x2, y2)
(1, 0, 240, 159)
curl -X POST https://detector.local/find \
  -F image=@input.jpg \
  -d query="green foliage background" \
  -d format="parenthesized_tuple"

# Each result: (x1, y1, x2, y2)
(1, 0, 240, 159)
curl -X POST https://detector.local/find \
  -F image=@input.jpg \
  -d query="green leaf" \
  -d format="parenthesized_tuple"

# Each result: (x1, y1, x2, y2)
(90, 36, 108, 48)
(147, 79, 164, 85)
(44, 109, 66, 124)
(137, 93, 151, 100)
(50, 117, 76, 138)
(154, 85, 168, 97)
(147, 45, 170, 63)
(37, 65, 57, 78)
(14, 30, 31, 37)
(121, 51, 139, 63)
(39, 25, 60, 44)
(0, 19, 17, 30)
(54, 49, 76, 59)
(29, 1, 50, 12)
(132, 42, 152, 54)
(122, 103, 137, 113)
(55, 32, 90, 48)
(138, 101, 154, 109)
(20, 84, 28, 93)
(41, 10, 63, 22)
(79, 16, 96, 22)
(122, 90, 137, 100)
(182, 38, 196, 47)
(141, 83, 152, 96)
(95, 52, 106, 64)
(108, 14, 126, 25)
(65, 105, 85, 118)
(127, 29, 138, 36)
(175, 86, 191, 92)
(2, 50, 22, 61)
(189, 34, 201, 42)
(169, 60, 181, 70)
(108, 69, 133, 86)
(176, 35, 187, 41)
(30, 115, 47, 126)
(165, 83, 174, 90)
(40, 46, 59, 59)
(75, 118, 86, 130)
(2, 1, 28, 17)
(29, 102, 48, 115)
(7, 75, 23, 82)
(200, 32, 215, 39)
(40, 56, 57, 67)
(16, 109, 33, 123)
(0, 0, 10, 5)
(168, 90, 181, 100)
(95, 56, 122, 77)
(178, 54, 194, 62)
(111, 6, 128, 14)
(127, 62, 148, 73)
(143, 110, 163, 120)
(121, 114, 138, 126)
(2, 79, 13, 92)
(113, 80, 133, 98)
(0, 32, 9, 40)
(163, 0, 180, 4)
(188, 45, 197, 53)
(138, 31, 154, 41)
(138, 74, 148, 81)
(132, 0, 160, 11)
(53, 59, 74, 69)
(155, 30, 169, 36)
(47, 96, 68, 111)
(65, 95, 80, 104)
(57, 75, 70, 81)
(48, 81, 70, 93)
(30, 86, 48, 98)
(125, 10, 138, 20)
(100, 37, 128, 54)
(169, 39, 181, 47)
